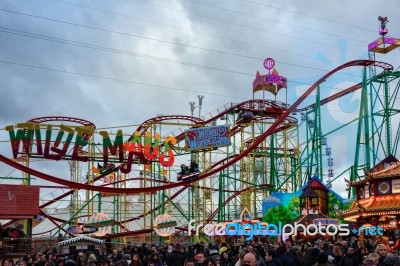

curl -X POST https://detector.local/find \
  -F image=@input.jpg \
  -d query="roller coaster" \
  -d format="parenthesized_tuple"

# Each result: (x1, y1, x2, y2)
(1, 27, 400, 245)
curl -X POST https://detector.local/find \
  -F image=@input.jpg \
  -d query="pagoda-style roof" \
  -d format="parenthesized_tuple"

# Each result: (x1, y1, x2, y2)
(342, 194, 400, 221)
(369, 161, 400, 178)
(351, 155, 400, 187)
(370, 154, 398, 173)
(299, 187, 320, 198)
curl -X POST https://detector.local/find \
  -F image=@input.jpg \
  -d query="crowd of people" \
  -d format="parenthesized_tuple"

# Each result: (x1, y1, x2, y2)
(2, 236, 400, 266)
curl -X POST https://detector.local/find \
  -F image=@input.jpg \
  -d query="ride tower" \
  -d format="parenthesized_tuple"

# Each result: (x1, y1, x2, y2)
(234, 58, 300, 217)
(351, 16, 400, 195)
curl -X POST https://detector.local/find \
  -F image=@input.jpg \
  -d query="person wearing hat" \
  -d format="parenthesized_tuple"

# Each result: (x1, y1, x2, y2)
(384, 254, 400, 266)
(219, 247, 228, 256)
(123, 254, 131, 266)
(210, 254, 220, 266)
(64, 258, 77, 266)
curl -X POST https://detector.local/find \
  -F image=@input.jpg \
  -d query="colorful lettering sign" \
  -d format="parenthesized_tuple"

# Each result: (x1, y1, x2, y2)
(185, 125, 230, 151)
(6, 122, 176, 174)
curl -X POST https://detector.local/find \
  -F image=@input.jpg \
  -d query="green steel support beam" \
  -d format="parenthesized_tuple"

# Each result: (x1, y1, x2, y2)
(316, 86, 323, 180)
(269, 133, 275, 189)
(353, 67, 369, 190)
(383, 72, 392, 155)
(163, 194, 189, 221)
(362, 67, 371, 170)
(218, 172, 223, 222)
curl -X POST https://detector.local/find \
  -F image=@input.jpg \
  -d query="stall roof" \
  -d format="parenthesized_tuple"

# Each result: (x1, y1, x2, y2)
(58, 235, 103, 247)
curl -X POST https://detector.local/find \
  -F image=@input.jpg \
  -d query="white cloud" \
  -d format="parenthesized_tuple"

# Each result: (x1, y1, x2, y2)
(263, 196, 281, 203)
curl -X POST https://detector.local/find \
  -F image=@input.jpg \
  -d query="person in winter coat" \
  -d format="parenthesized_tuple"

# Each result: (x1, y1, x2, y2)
(86, 254, 97, 266)
(332, 245, 343, 266)
(131, 254, 144, 266)
(264, 250, 282, 266)
(374, 244, 388, 266)
(383, 254, 400, 266)
(304, 248, 320, 266)
(219, 252, 232, 266)
(357, 247, 368, 263)
(167, 245, 185, 266)
(276, 246, 294, 266)
(314, 252, 333, 266)
(287, 247, 303, 266)
(149, 253, 163, 266)
(339, 247, 360, 266)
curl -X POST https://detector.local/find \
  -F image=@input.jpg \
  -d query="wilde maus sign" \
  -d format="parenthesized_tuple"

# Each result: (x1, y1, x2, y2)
(6, 122, 177, 174)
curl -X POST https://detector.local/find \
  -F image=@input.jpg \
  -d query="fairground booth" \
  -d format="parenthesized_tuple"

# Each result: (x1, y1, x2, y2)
(343, 155, 400, 234)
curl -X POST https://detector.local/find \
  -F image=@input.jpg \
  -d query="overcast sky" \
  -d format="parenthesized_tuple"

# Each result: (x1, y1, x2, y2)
(1, 0, 400, 199)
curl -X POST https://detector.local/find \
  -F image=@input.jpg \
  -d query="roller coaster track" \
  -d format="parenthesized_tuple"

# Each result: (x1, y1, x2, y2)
(134, 115, 205, 135)
(0, 60, 392, 236)
(26, 116, 96, 127)
(295, 62, 393, 112)
(138, 99, 288, 146)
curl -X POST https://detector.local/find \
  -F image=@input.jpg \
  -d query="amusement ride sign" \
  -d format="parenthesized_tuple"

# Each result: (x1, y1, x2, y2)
(66, 225, 99, 235)
(6, 122, 177, 174)
(185, 125, 230, 151)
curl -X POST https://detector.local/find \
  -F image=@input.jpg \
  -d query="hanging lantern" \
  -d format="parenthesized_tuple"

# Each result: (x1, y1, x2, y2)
(87, 212, 112, 237)
(153, 214, 176, 237)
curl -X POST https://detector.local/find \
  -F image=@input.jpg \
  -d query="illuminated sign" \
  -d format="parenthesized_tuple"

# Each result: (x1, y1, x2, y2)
(185, 125, 230, 151)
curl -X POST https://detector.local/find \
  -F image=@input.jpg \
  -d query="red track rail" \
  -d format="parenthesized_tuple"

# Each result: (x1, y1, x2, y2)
(27, 116, 96, 128)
